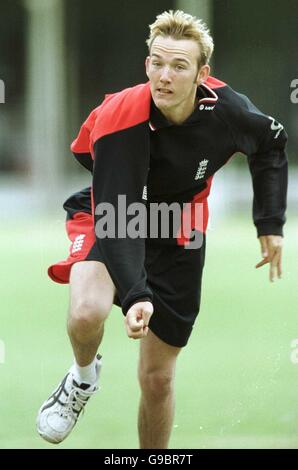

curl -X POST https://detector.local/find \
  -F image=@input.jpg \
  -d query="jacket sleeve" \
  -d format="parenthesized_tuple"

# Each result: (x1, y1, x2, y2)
(230, 92, 288, 237)
(92, 123, 153, 314)
(71, 108, 98, 173)
(73, 152, 93, 173)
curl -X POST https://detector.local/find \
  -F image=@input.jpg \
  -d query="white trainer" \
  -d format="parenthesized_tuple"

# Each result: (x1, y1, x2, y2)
(37, 354, 102, 444)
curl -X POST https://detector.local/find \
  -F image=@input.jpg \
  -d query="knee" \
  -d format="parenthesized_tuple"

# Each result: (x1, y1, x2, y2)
(69, 298, 110, 336)
(138, 369, 175, 401)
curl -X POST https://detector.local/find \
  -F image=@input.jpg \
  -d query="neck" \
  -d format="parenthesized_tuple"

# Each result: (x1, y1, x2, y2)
(159, 89, 198, 125)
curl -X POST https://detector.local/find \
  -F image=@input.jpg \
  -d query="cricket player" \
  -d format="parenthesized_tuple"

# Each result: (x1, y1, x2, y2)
(37, 10, 287, 448)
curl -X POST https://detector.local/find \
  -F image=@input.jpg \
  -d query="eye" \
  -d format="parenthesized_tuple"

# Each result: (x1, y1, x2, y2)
(175, 64, 186, 70)
(152, 61, 162, 67)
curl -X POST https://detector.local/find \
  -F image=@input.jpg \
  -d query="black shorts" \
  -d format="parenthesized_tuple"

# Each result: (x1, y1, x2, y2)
(48, 188, 206, 347)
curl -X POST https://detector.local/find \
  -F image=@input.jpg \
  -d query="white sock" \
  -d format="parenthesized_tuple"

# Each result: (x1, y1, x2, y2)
(72, 356, 99, 385)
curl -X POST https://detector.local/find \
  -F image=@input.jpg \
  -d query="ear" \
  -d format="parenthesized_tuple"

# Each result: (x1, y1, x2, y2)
(195, 64, 210, 86)
(145, 56, 150, 78)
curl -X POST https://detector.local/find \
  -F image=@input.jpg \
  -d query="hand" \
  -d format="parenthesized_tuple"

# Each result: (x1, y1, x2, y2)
(124, 301, 154, 339)
(255, 235, 283, 282)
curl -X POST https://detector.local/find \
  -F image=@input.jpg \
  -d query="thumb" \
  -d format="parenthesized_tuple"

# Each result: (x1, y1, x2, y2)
(142, 302, 154, 322)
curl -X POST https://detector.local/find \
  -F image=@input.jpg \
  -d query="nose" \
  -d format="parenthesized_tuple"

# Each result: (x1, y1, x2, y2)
(160, 66, 172, 83)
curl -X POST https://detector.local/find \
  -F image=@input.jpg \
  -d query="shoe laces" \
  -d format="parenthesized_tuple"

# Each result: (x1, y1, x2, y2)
(58, 381, 98, 420)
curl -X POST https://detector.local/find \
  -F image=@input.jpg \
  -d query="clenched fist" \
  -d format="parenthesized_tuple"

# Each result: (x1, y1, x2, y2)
(124, 301, 154, 339)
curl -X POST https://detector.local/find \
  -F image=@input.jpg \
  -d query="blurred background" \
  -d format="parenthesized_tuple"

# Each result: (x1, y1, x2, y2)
(0, 0, 298, 213)
(0, 0, 297, 449)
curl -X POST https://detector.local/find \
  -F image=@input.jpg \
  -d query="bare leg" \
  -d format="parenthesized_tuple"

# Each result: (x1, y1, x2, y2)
(37, 260, 116, 444)
(67, 261, 115, 366)
(138, 330, 181, 449)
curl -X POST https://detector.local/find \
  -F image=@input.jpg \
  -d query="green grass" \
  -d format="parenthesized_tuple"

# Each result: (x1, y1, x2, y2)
(0, 214, 297, 449)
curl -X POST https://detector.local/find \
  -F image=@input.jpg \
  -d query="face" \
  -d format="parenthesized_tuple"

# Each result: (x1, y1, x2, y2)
(146, 36, 209, 117)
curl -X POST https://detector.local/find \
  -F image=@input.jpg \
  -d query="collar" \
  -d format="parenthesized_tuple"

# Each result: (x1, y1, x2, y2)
(149, 82, 218, 130)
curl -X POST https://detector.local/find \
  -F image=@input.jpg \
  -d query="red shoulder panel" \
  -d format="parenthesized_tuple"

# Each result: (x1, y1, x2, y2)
(205, 76, 227, 89)
(71, 108, 98, 154)
(90, 82, 151, 145)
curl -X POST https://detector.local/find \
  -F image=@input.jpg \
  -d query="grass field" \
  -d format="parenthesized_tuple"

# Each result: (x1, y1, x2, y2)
(0, 214, 297, 449)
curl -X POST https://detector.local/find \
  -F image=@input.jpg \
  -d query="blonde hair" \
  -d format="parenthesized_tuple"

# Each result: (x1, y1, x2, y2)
(146, 10, 214, 67)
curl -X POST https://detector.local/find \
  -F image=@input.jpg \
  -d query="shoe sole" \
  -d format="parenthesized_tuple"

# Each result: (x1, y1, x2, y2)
(37, 428, 62, 444)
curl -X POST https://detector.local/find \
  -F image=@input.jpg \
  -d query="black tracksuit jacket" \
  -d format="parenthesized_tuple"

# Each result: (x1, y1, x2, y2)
(72, 77, 288, 314)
